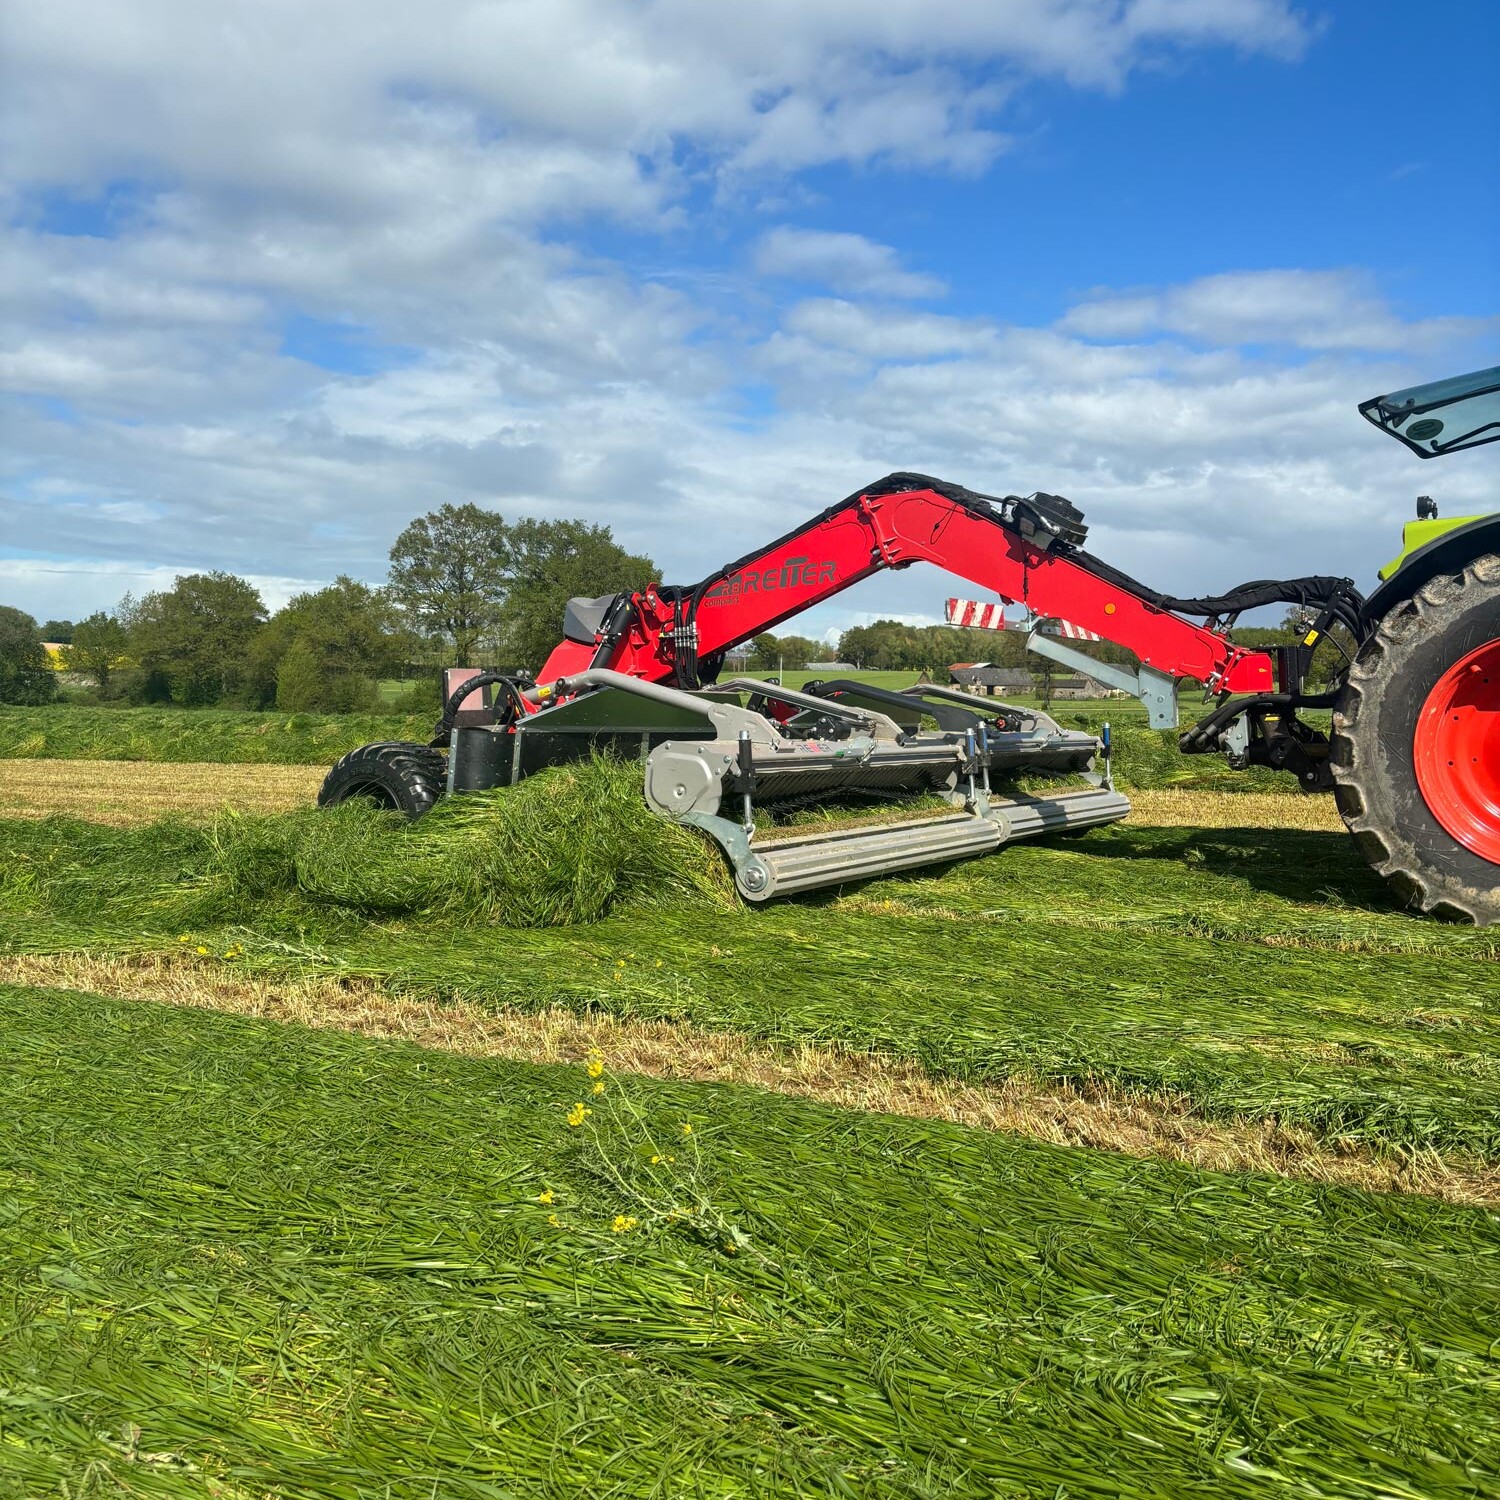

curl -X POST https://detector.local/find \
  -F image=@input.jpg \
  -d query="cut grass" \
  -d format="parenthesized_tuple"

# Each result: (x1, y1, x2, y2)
(0, 758, 1344, 831)
(0, 705, 432, 765)
(6, 950, 1493, 1206)
(0, 758, 322, 823)
(1, 786, 1495, 1163)
(0, 758, 732, 930)
(3, 983, 1496, 1498)
(0, 703, 1301, 791)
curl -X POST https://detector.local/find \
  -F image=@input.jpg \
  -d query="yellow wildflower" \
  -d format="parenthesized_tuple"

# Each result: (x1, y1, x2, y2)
(566, 1103, 591, 1128)
(195, 946, 209, 955)
(611, 1214, 638, 1234)
(680, 1122, 693, 1137)
(591, 1080, 606, 1095)
(536, 1189, 554, 1205)
(654, 959, 662, 968)
(650, 1153, 676, 1166)
(547, 1213, 561, 1228)
(585, 1056, 604, 1079)
(177, 934, 190, 944)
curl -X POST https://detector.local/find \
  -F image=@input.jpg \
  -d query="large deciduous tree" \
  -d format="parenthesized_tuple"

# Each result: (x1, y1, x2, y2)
(498, 519, 656, 672)
(387, 504, 511, 663)
(0, 607, 57, 704)
(131, 573, 267, 705)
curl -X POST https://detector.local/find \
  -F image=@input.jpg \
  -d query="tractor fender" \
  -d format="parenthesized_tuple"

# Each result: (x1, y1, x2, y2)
(1361, 511, 1500, 630)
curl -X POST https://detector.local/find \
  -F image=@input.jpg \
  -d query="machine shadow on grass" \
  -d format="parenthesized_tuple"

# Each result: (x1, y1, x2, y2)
(1063, 826, 1398, 912)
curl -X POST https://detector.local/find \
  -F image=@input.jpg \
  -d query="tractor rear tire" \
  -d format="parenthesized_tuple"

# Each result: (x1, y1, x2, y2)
(1331, 554, 1500, 924)
(318, 742, 447, 819)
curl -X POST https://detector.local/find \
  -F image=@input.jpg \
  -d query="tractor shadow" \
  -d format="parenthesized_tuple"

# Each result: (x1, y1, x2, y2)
(1074, 825, 1399, 912)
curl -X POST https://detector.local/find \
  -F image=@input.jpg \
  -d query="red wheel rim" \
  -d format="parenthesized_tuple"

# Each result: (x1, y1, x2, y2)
(1413, 637, 1500, 864)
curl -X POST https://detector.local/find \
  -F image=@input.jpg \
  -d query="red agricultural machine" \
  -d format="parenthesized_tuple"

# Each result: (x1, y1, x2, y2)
(322, 366, 1500, 923)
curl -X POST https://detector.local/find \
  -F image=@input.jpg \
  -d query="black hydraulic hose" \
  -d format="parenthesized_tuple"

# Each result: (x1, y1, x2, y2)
(435, 672, 528, 740)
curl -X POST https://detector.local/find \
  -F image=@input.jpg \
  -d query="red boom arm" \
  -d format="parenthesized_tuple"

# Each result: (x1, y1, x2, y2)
(537, 476, 1275, 697)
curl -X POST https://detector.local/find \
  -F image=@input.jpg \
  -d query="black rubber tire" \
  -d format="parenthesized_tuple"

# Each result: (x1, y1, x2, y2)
(1330, 554, 1500, 925)
(318, 741, 447, 819)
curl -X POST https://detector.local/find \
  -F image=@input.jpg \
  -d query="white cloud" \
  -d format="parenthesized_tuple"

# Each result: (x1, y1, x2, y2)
(779, 299, 995, 360)
(755, 228, 946, 300)
(15, 0, 1486, 648)
(1061, 269, 1493, 352)
(0, 558, 327, 622)
(2, 0, 1314, 210)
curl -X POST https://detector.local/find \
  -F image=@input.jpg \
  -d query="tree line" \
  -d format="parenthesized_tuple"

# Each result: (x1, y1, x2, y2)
(2, 494, 1312, 708)
(0, 504, 653, 709)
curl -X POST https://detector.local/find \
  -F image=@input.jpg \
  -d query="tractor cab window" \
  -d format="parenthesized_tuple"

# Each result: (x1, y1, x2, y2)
(1360, 365, 1500, 458)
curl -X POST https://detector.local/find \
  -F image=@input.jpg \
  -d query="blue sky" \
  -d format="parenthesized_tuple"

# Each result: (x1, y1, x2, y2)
(2, 0, 1496, 641)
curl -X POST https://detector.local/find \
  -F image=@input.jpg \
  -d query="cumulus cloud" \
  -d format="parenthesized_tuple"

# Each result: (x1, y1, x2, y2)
(13, 0, 1481, 639)
(2, 0, 1314, 206)
(1060, 269, 1493, 352)
(754, 229, 946, 300)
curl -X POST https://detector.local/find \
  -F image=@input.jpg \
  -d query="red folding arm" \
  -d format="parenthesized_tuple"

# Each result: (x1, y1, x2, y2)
(537, 480, 1275, 696)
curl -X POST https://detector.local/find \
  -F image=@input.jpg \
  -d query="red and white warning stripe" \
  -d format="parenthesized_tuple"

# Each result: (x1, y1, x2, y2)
(946, 597, 1008, 630)
(946, 598, 1102, 641)
(1038, 617, 1103, 642)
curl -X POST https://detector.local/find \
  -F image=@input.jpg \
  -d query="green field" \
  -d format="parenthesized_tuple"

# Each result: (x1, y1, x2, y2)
(0, 699, 1290, 792)
(0, 704, 434, 765)
(1, 729, 1496, 1494)
(4, 985, 1496, 1498)
(1, 771, 1495, 1160)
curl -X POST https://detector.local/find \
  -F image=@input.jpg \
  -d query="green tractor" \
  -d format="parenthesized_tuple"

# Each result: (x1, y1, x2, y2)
(1335, 365, 1499, 921)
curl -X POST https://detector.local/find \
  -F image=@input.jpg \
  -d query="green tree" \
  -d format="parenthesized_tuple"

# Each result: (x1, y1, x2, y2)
(62, 610, 129, 693)
(748, 632, 823, 673)
(271, 639, 336, 712)
(841, 618, 1033, 673)
(0, 607, 58, 704)
(748, 634, 781, 672)
(247, 577, 408, 712)
(775, 634, 822, 670)
(498, 519, 656, 672)
(131, 573, 267, 705)
(41, 619, 75, 644)
(388, 504, 511, 662)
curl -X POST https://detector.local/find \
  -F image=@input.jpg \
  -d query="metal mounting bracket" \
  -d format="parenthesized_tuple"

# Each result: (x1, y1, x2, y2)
(1024, 632, 1180, 729)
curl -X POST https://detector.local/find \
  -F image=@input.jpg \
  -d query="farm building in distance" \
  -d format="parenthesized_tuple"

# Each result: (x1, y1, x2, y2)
(948, 663, 1033, 694)
(949, 661, 1125, 698)
(1050, 673, 1126, 699)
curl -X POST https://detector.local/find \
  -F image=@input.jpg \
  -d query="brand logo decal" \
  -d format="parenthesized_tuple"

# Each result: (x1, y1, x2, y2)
(703, 556, 837, 604)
